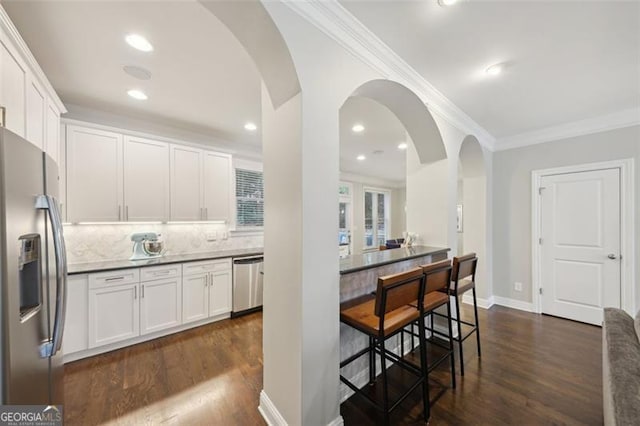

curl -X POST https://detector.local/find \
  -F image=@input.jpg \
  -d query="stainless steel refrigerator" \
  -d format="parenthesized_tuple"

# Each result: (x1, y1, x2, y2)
(0, 128, 67, 405)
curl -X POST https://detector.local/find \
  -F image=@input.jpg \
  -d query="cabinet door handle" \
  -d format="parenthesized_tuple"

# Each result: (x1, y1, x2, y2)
(118, 205, 122, 221)
(141, 284, 145, 298)
(125, 205, 129, 221)
(134, 286, 137, 299)
(204, 208, 208, 220)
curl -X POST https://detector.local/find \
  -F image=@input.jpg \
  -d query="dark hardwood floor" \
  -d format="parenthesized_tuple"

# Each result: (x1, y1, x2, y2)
(64, 305, 602, 425)
(63, 313, 265, 425)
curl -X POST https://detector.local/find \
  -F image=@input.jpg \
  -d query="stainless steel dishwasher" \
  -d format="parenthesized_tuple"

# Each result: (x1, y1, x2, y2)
(232, 255, 264, 317)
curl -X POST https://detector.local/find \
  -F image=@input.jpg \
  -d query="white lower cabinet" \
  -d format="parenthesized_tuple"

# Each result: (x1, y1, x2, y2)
(88, 282, 139, 349)
(182, 273, 209, 324)
(182, 259, 232, 321)
(140, 277, 182, 335)
(63, 274, 88, 354)
(209, 270, 232, 317)
(66, 258, 235, 362)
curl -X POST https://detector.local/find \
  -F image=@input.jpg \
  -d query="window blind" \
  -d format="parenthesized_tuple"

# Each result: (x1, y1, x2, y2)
(236, 168, 264, 227)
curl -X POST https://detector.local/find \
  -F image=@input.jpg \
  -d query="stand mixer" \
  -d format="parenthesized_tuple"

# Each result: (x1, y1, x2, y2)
(130, 232, 164, 260)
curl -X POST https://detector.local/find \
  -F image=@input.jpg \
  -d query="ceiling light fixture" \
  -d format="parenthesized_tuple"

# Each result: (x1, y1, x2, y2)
(244, 122, 257, 131)
(127, 89, 148, 100)
(438, 0, 458, 6)
(398, 142, 408, 150)
(123, 65, 152, 80)
(485, 63, 504, 76)
(125, 34, 154, 52)
(352, 124, 365, 133)
(356, 154, 366, 161)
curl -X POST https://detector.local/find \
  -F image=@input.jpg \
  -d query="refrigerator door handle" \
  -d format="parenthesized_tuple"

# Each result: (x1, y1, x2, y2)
(36, 195, 68, 357)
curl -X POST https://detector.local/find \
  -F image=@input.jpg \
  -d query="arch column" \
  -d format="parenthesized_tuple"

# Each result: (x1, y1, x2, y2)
(261, 83, 342, 425)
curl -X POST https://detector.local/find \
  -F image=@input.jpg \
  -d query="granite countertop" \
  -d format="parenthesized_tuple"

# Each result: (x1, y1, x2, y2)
(339, 245, 449, 275)
(68, 247, 264, 275)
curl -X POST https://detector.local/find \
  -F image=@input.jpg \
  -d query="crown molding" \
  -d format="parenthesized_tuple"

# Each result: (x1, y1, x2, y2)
(494, 108, 640, 151)
(0, 5, 66, 113)
(281, 0, 496, 150)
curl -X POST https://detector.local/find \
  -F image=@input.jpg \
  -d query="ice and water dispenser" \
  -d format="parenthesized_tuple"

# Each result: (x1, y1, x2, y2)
(18, 234, 42, 321)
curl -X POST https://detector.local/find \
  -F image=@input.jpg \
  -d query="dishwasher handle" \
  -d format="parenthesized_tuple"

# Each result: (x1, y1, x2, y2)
(233, 256, 263, 265)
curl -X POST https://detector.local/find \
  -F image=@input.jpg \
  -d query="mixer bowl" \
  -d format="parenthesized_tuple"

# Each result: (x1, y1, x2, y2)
(143, 240, 164, 256)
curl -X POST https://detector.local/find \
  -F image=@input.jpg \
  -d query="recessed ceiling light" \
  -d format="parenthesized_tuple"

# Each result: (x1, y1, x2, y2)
(125, 34, 153, 52)
(352, 124, 365, 133)
(438, 0, 458, 6)
(398, 142, 408, 150)
(127, 89, 148, 100)
(244, 122, 257, 131)
(357, 154, 366, 161)
(486, 63, 504, 76)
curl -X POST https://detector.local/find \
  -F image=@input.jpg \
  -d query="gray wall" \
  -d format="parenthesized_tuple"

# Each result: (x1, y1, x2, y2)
(492, 125, 640, 307)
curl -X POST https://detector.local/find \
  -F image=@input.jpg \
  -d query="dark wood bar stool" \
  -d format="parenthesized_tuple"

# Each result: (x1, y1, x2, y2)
(405, 260, 456, 390)
(440, 253, 480, 376)
(339, 268, 430, 425)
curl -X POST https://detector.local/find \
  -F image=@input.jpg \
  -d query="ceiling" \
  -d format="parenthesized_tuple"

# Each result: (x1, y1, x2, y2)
(3, 1, 263, 147)
(340, 0, 640, 140)
(6, 1, 637, 184)
(340, 97, 407, 184)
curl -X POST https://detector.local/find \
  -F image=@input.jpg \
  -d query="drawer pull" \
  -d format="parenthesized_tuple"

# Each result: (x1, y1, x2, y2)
(105, 276, 125, 282)
(154, 270, 171, 275)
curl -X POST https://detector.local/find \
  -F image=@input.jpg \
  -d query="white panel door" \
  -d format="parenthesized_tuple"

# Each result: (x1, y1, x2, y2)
(66, 126, 123, 222)
(63, 274, 89, 354)
(123, 136, 170, 221)
(540, 168, 620, 325)
(0, 41, 26, 137)
(209, 270, 232, 317)
(88, 283, 140, 348)
(45, 102, 60, 164)
(182, 273, 209, 324)
(25, 78, 45, 149)
(140, 278, 182, 335)
(170, 144, 203, 220)
(202, 151, 231, 221)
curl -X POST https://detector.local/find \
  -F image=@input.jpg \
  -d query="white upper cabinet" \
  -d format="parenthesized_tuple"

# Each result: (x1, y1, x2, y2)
(0, 39, 26, 137)
(202, 151, 231, 222)
(170, 145, 232, 222)
(25, 76, 45, 149)
(0, 8, 65, 158)
(123, 136, 170, 222)
(67, 125, 123, 222)
(170, 144, 202, 221)
(45, 101, 60, 163)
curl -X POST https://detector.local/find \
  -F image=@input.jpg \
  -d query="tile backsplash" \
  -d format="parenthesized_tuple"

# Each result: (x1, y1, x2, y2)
(64, 223, 263, 264)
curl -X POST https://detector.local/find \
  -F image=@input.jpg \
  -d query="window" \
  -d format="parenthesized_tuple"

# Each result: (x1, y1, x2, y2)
(235, 168, 264, 227)
(364, 189, 390, 249)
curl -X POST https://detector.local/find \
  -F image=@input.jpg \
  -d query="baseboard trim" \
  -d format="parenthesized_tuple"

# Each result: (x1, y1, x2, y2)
(327, 416, 345, 426)
(258, 390, 288, 426)
(492, 296, 534, 312)
(259, 390, 343, 426)
(461, 294, 495, 309)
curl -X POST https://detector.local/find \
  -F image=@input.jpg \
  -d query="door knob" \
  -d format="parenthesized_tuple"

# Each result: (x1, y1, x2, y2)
(607, 254, 617, 260)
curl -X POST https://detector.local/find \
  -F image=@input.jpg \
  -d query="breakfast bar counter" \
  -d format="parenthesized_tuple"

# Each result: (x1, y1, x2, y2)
(339, 245, 449, 302)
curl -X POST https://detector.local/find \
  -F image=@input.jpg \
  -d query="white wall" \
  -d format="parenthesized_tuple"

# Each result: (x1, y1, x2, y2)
(492, 125, 640, 310)
(391, 186, 406, 238)
(462, 176, 487, 299)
